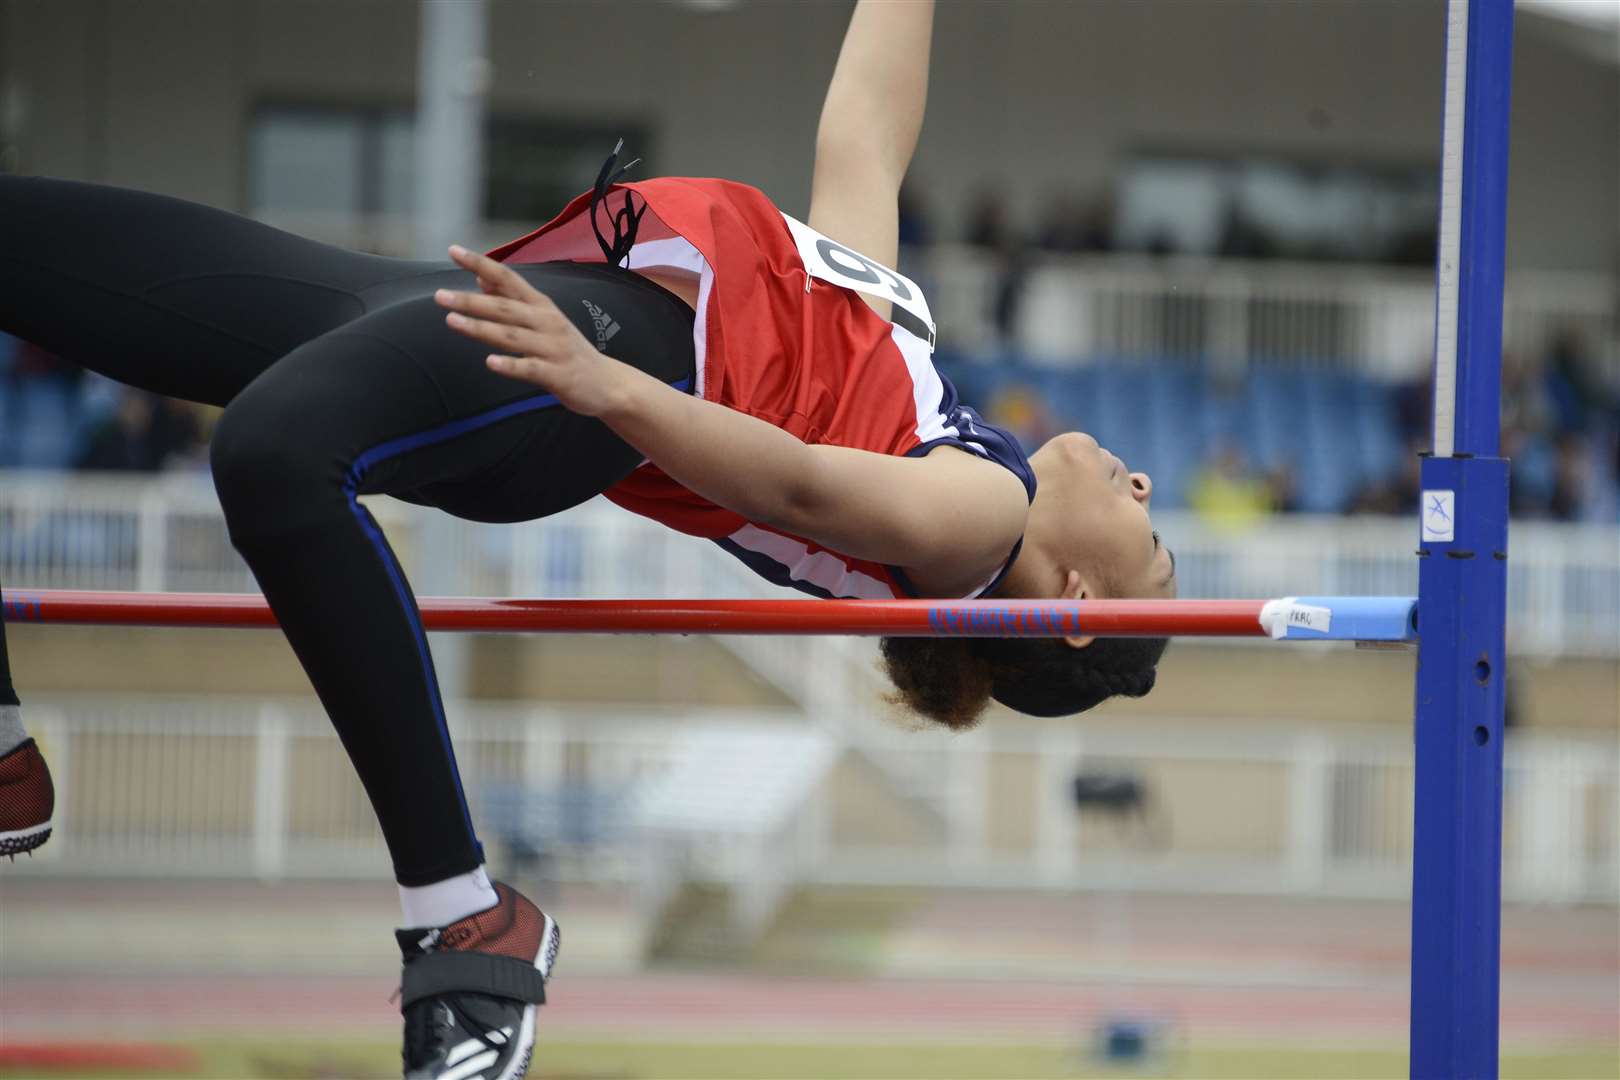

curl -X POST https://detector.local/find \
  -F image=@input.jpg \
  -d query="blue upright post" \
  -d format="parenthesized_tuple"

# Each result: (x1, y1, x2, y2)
(1410, 0, 1514, 1077)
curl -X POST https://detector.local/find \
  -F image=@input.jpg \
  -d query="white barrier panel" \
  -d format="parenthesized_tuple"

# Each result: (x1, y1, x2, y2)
(12, 695, 1617, 907)
(4, 472, 1615, 658)
(920, 246, 1619, 380)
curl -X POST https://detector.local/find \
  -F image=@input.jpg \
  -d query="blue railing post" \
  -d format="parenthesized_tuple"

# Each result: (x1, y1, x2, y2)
(1410, 0, 1514, 1077)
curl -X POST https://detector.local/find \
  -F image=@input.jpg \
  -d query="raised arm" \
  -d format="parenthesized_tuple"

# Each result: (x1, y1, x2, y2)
(809, 0, 936, 316)
(816, 0, 935, 186)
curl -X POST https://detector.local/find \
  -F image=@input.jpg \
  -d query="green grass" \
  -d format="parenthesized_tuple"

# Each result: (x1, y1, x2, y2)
(4, 1038, 1617, 1080)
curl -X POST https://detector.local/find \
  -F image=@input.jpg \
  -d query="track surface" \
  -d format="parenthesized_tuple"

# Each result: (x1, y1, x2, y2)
(5, 970, 1618, 1044)
(2, 879, 1614, 1045)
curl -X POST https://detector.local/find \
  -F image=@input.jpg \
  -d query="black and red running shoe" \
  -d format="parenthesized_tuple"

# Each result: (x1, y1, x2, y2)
(0, 738, 54, 857)
(396, 881, 560, 1080)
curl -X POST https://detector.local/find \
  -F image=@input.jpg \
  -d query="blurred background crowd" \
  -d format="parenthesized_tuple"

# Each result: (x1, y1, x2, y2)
(6, 173, 1616, 525)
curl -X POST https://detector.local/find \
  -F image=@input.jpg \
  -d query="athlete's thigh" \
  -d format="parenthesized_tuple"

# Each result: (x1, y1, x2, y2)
(0, 174, 443, 405)
(228, 260, 696, 523)
(385, 260, 698, 521)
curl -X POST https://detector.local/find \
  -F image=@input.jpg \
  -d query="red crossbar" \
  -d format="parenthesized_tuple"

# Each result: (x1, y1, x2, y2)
(3, 589, 1267, 637)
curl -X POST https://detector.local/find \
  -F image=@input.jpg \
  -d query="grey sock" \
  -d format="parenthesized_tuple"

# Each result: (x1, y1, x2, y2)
(0, 704, 26, 756)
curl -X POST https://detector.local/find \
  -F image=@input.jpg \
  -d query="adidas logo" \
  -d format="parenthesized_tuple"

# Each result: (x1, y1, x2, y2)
(581, 300, 621, 353)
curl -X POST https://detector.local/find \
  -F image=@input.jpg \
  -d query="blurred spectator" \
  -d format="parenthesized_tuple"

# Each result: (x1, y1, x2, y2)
(7, 336, 81, 386)
(1141, 229, 1178, 257)
(1349, 439, 1424, 516)
(74, 389, 202, 473)
(1547, 434, 1593, 522)
(1385, 220, 1438, 266)
(985, 381, 1060, 450)
(0, 332, 15, 462)
(1215, 196, 1276, 260)
(1, 332, 208, 471)
(1263, 462, 1302, 514)
(1, 336, 86, 467)
(1394, 370, 1431, 444)
(990, 247, 1033, 348)
(1501, 350, 1555, 442)
(1544, 330, 1608, 435)
(1188, 443, 1273, 529)
(964, 189, 1015, 252)
(964, 188, 1031, 348)
(896, 183, 933, 251)
(1036, 191, 1113, 255)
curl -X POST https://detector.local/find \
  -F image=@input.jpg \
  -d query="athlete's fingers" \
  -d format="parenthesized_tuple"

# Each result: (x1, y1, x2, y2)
(445, 311, 556, 356)
(485, 353, 552, 386)
(471, 269, 561, 320)
(448, 245, 552, 308)
(435, 289, 561, 332)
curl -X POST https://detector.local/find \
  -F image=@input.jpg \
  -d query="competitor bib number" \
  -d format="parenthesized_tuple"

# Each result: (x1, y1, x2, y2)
(780, 213, 937, 350)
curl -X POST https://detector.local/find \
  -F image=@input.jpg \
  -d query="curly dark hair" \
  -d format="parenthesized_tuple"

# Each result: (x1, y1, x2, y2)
(879, 633, 1169, 729)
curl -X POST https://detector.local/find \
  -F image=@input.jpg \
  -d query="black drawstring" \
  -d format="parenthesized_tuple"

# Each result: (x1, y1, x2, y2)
(591, 138, 646, 268)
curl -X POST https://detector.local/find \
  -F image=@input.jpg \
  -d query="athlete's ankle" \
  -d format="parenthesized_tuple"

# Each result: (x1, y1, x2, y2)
(0, 704, 27, 757)
(398, 865, 499, 928)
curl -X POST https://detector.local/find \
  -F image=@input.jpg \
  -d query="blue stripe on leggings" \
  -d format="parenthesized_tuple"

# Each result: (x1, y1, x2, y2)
(341, 377, 692, 862)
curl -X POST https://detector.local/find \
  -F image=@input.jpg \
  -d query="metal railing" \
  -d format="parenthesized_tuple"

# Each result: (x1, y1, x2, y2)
(11, 695, 1616, 907)
(4, 472, 1615, 658)
(252, 217, 1619, 381)
(920, 247, 1619, 379)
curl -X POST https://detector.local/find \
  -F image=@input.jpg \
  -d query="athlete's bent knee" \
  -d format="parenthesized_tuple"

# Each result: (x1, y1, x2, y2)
(211, 399, 348, 542)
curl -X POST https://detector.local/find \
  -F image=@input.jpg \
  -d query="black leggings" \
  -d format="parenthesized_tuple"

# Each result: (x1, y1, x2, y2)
(0, 175, 695, 884)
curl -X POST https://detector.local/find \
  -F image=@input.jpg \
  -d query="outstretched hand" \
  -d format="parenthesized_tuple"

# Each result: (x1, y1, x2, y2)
(435, 245, 627, 417)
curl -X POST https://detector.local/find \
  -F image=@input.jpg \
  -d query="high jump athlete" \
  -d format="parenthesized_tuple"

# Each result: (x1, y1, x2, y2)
(0, 2, 1173, 1075)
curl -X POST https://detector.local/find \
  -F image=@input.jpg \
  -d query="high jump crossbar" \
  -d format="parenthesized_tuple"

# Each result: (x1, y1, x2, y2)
(3, 589, 1417, 642)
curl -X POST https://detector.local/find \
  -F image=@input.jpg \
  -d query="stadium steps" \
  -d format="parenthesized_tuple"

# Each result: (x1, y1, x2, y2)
(644, 882, 750, 965)
(627, 724, 839, 958)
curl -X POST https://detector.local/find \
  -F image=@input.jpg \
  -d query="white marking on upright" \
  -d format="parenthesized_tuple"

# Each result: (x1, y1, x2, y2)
(1431, 0, 1470, 459)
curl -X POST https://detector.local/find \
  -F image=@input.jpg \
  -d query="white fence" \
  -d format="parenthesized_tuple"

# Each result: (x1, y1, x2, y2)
(922, 247, 1620, 379)
(3, 472, 1615, 658)
(7, 473, 1614, 911)
(12, 695, 1617, 908)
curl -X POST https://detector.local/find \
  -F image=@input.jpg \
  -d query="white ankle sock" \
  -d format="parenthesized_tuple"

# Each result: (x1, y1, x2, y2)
(0, 705, 26, 756)
(399, 865, 498, 929)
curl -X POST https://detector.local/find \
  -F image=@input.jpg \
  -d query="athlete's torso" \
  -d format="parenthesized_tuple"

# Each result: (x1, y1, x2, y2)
(489, 176, 1035, 600)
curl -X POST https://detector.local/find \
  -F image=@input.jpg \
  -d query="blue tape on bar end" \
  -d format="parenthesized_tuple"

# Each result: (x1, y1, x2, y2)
(1258, 596, 1418, 642)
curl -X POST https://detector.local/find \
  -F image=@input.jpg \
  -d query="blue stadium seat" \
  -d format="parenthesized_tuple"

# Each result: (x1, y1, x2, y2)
(14, 380, 80, 468)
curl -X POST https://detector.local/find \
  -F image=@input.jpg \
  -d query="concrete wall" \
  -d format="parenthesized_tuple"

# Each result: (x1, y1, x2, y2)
(2, 0, 1615, 270)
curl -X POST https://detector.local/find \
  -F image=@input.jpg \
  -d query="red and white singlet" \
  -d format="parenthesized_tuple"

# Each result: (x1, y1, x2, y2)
(490, 177, 1035, 600)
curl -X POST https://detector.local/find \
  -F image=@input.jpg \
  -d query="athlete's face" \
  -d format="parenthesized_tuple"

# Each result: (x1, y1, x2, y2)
(1025, 432, 1176, 601)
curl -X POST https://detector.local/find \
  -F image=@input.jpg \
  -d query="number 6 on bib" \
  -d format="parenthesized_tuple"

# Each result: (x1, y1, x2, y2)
(780, 213, 937, 351)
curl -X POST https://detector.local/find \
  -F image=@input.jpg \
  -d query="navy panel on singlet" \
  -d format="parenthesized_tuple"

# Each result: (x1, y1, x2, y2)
(905, 372, 1039, 503)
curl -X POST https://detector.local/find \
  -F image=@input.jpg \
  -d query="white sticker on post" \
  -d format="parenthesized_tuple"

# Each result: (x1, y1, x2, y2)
(1421, 489, 1456, 543)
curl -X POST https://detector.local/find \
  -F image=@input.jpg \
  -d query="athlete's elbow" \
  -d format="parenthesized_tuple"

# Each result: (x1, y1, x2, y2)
(769, 464, 833, 539)
(814, 128, 906, 196)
